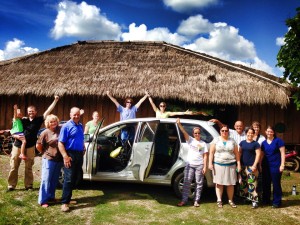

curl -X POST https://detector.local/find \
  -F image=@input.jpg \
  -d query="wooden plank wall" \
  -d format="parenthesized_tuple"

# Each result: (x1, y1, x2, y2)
(1, 95, 299, 146)
(0, 94, 154, 131)
(237, 104, 300, 146)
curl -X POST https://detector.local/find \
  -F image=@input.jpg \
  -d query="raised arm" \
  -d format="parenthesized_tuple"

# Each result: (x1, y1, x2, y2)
(209, 118, 223, 128)
(176, 118, 189, 142)
(13, 104, 18, 119)
(135, 90, 149, 109)
(148, 96, 158, 112)
(169, 110, 192, 117)
(106, 91, 120, 108)
(43, 96, 59, 119)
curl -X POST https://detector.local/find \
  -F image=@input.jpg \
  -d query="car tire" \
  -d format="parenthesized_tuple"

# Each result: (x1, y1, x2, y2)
(172, 171, 195, 199)
(172, 170, 208, 199)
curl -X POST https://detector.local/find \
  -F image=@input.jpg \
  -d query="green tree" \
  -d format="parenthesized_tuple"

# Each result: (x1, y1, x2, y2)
(277, 7, 300, 110)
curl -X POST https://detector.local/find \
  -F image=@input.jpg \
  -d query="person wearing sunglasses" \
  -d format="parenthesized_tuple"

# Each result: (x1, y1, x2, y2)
(107, 90, 149, 121)
(208, 125, 241, 208)
(176, 118, 208, 207)
(209, 119, 246, 148)
(106, 90, 149, 143)
(148, 96, 192, 118)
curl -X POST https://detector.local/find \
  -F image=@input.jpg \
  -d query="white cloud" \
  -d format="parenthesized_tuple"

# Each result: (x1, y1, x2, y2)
(177, 15, 214, 37)
(121, 23, 187, 46)
(276, 37, 285, 46)
(51, 0, 122, 40)
(163, 0, 218, 12)
(183, 22, 256, 61)
(0, 38, 39, 61)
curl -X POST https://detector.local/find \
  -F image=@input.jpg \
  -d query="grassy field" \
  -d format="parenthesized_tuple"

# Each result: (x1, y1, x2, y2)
(0, 154, 300, 225)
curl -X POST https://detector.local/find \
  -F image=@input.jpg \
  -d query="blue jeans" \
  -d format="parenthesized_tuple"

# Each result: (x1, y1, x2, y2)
(38, 158, 63, 204)
(61, 151, 83, 204)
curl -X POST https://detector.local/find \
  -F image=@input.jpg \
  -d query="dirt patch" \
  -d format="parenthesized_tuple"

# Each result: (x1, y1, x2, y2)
(0, 154, 42, 182)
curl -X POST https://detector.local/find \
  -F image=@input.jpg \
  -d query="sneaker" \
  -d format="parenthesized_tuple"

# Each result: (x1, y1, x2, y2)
(194, 201, 200, 207)
(7, 186, 15, 192)
(61, 204, 70, 212)
(251, 202, 258, 209)
(272, 204, 280, 208)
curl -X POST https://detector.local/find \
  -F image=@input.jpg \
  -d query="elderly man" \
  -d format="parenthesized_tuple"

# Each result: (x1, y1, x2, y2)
(210, 119, 246, 147)
(58, 107, 85, 212)
(7, 96, 59, 191)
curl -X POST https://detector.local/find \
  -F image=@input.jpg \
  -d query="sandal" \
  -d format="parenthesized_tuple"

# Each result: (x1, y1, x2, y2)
(229, 200, 237, 208)
(217, 201, 223, 208)
(41, 203, 49, 208)
(177, 201, 186, 207)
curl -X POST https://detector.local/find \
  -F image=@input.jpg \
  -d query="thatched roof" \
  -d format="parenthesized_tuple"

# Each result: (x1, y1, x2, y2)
(0, 40, 291, 106)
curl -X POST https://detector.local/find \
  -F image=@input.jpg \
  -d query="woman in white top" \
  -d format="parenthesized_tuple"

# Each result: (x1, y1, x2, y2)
(176, 118, 208, 207)
(208, 124, 241, 208)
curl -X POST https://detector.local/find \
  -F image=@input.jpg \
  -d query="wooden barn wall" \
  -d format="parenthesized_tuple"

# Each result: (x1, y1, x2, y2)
(0, 95, 155, 131)
(1, 95, 299, 146)
(237, 104, 300, 146)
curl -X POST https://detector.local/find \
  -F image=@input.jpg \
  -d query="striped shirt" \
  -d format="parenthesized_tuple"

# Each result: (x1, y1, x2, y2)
(229, 129, 246, 147)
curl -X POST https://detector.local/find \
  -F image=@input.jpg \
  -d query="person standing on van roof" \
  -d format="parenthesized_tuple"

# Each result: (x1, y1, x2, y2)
(106, 90, 149, 144)
(106, 90, 149, 121)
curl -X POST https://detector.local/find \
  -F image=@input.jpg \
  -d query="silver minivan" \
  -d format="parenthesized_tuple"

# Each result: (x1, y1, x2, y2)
(82, 118, 219, 198)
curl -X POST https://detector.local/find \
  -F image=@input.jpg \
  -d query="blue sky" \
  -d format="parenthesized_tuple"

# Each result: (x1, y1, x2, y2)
(0, 0, 298, 76)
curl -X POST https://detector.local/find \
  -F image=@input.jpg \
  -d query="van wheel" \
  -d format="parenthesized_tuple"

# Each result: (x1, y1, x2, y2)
(57, 168, 83, 188)
(172, 172, 195, 199)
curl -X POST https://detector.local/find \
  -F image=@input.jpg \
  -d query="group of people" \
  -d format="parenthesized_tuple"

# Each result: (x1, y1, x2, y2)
(178, 118, 285, 209)
(7, 96, 85, 212)
(6, 91, 285, 212)
(207, 119, 285, 209)
(6, 91, 202, 212)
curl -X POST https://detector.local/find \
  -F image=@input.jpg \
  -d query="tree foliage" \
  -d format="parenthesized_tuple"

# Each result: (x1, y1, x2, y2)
(277, 7, 300, 110)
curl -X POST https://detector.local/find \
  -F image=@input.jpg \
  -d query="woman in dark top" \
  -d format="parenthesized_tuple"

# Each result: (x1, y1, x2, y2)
(261, 125, 285, 208)
(239, 127, 261, 208)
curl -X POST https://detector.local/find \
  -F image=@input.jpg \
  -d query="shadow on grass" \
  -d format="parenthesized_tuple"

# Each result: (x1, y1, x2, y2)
(74, 180, 217, 207)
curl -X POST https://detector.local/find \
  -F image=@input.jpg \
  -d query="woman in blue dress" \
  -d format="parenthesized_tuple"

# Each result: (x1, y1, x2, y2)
(261, 125, 285, 208)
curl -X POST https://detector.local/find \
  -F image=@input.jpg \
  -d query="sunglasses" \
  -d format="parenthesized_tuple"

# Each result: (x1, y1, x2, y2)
(221, 130, 229, 133)
(126, 101, 132, 104)
(194, 132, 200, 134)
(159, 105, 166, 107)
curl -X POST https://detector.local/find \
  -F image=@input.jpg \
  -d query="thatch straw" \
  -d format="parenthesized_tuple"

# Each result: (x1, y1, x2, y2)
(0, 41, 290, 106)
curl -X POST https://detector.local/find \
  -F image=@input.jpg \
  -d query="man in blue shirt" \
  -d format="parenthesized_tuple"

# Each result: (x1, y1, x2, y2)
(58, 107, 85, 212)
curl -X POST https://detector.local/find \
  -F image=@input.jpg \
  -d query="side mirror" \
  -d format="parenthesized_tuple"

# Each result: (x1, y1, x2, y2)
(84, 134, 91, 142)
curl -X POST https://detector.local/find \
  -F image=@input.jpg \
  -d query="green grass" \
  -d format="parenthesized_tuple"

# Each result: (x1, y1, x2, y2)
(1, 158, 300, 225)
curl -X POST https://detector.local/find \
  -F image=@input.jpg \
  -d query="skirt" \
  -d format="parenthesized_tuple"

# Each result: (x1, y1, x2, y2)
(213, 163, 237, 185)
